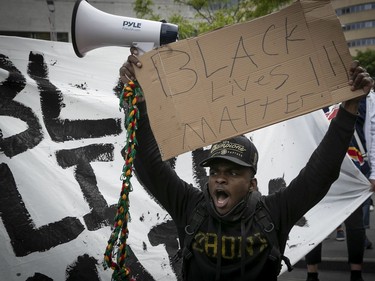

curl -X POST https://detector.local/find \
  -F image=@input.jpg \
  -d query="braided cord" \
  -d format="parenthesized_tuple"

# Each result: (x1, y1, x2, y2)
(104, 80, 143, 281)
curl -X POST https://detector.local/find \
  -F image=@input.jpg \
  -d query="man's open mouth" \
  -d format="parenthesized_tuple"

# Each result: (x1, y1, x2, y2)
(214, 189, 230, 208)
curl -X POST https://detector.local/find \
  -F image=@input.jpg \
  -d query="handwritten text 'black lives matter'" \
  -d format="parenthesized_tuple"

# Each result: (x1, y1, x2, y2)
(148, 17, 347, 150)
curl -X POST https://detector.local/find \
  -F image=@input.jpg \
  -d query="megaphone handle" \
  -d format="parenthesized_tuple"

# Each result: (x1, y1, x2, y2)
(132, 42, 155, 54)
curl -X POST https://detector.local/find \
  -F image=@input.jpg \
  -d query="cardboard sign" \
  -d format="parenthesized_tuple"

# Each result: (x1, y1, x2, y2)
(136, 0, 361, 160)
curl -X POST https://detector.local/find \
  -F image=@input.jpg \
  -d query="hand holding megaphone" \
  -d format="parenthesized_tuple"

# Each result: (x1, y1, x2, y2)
(71, 0, 178, 57)
(120, 47, 142, 84)
(119, 47, 146, 102)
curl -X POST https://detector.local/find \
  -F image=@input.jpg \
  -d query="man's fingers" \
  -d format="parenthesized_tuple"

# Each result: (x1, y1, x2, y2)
(130, 46, 138, 56)
(120, 62, 135, 84)
(355, 74, 373, 94)
(349, 61, 374, 94)
(127, 54, 142, 67)
(349, 60, 360, 74)
(349, 60, 360, 87)
(119, 47, 143, 84)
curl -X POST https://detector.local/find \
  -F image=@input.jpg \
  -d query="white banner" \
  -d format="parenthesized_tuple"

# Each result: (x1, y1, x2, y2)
(0, 36, 372, 280)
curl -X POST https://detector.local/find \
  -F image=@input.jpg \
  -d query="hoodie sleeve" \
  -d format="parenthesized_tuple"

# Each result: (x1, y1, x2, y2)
(133, 102, 203, 226)
(265, 105, 357, 240)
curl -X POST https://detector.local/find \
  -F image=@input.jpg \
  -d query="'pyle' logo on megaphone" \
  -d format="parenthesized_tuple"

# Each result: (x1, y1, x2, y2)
(71, 0, 178, 57)
(123, 21, 142, 29)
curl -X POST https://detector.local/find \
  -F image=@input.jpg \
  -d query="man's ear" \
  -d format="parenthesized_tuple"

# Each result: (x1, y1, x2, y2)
(250, 177, 258, 192)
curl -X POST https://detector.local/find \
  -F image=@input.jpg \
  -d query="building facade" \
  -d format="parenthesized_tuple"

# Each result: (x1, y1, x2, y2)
(331, 0, 375, 56)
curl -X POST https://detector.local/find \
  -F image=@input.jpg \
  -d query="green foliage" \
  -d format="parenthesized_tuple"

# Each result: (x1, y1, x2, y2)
(251, 0, 290, 17)
(133, 0, 293, 39)
(133, 0, 155, 19)
(354, 49, 375, 79)
(168, 14, 199, 38)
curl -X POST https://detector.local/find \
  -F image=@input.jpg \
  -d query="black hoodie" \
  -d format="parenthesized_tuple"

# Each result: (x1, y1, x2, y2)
(134, 103, 356, 280)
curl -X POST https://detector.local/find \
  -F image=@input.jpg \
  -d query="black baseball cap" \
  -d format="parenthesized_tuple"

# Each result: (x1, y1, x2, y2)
(199, 135, 258, 174)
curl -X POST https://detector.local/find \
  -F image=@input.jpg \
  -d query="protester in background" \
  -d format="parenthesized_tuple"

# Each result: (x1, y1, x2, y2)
(364, 84, 375, 249)
(305, 204, 365, 281)
(120, 47, 374, 281)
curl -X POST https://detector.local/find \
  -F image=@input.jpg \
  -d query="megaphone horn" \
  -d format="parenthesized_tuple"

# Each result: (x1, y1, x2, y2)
(71, 0, 178, 57)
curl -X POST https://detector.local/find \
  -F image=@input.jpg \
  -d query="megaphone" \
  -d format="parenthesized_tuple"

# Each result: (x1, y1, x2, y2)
(71, 0, 178, 57)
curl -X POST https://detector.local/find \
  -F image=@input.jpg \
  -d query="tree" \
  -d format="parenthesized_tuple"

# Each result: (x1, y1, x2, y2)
(133, 0, 155, 19)
(133, 0, 293, 39)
